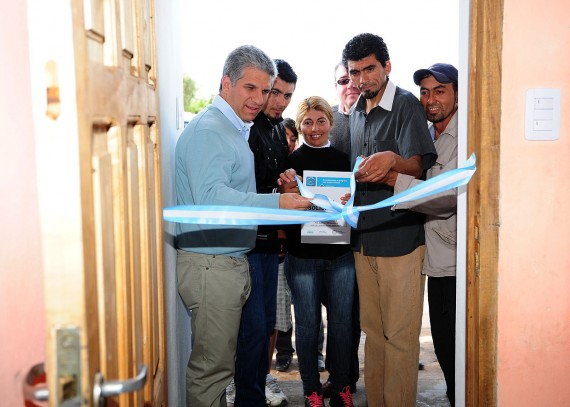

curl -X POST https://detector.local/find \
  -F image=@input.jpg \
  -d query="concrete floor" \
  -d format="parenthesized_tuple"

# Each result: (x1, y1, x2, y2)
(271, 286, 451, 407)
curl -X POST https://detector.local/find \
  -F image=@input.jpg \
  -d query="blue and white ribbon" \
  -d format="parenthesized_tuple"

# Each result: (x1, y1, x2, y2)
(163, 153, 476, 227)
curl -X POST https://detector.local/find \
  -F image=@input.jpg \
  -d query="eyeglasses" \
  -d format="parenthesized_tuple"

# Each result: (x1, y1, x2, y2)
(336, 78, 350, 86)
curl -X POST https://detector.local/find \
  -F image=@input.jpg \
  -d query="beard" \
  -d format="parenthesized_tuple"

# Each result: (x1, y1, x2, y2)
(362, 89, 379, 99)
(426, 107, 455, 124)
(268, 115, 283, 125)
(427, 112, 446, 123)
(361, 79, 387, 100)
(265, 110, 283, 124)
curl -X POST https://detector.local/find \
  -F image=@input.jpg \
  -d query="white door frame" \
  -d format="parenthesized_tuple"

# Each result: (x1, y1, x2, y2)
(456, 1, 471, 405)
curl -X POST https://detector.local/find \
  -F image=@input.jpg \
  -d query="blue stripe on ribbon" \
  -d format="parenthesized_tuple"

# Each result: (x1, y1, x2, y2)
(163, 153, 476, 227)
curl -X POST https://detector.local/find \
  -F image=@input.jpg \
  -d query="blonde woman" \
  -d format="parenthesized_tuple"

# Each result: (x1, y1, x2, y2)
(283, 96, 356, 407)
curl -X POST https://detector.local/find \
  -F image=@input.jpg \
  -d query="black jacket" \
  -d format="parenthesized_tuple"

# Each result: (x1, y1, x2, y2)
(248, 112, 289, 193)
(248, 112, 289, 252)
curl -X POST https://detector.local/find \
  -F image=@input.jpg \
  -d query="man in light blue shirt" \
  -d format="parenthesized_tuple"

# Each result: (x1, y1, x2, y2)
(175, 45, 310, 407)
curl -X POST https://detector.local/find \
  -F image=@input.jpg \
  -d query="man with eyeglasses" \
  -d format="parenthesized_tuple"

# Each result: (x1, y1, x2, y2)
(329, 62, 361, 156)
(341, 33, 437, 406)
(228, 59, 298, 407)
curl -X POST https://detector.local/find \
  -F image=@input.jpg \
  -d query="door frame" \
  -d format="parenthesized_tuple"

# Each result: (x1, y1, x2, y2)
(464, 0, 503, 405)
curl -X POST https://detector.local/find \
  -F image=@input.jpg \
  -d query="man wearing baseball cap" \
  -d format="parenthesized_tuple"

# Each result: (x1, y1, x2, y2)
(386, 62, 459, 405)
(413, 63, 458, 90)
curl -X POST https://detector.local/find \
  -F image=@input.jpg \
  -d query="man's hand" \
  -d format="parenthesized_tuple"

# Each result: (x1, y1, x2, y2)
(355, 152, 422, 183)
(354, 151, 396, 182)
(382, 170, 398, 187)
(279, 193, 312, 209)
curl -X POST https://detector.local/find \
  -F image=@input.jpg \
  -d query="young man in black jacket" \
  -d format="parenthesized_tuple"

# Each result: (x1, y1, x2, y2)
(230, 59, 298, 407)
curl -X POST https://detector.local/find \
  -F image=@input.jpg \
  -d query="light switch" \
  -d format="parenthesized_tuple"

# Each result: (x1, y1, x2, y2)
(525, 88, 561, 141)
(533, 119, 553, 131)
(534, 98, 554, 110)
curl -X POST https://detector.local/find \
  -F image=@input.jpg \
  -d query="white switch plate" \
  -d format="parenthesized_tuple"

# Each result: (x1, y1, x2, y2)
(525, 88, 561, 141)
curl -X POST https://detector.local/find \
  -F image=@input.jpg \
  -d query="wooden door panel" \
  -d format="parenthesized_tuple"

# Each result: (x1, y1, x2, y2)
(92, 124, 119, 383)
(119, 0, 135, 62)
(107, 125, 136, 403)
(140, 0, 155, 83)
(83, 0, 105, 40)
(135, 122, 162, 403)
(126, 124, 146, 407)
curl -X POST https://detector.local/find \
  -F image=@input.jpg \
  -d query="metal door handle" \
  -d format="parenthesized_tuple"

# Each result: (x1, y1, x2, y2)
(93, 364, 147, 406)
(33, 388, 49, 401)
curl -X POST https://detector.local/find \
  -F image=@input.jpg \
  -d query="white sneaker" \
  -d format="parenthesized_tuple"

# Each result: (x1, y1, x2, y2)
(226, 378, 236, 407)
(317, 357, 326, 372)
(265, 374, 288, 406)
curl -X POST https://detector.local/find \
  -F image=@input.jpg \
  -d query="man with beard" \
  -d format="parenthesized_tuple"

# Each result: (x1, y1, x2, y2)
(387, 63, 459, 406)
(229, 59, 298, 407)
(341, 33, 437, 406)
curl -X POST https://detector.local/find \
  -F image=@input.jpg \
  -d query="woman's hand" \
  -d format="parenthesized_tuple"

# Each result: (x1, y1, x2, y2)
(277, 168, 301, 193)
(340, 193, 351, 205)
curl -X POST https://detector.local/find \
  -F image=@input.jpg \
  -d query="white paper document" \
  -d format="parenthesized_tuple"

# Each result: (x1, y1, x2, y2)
(301, 170, 352, 244)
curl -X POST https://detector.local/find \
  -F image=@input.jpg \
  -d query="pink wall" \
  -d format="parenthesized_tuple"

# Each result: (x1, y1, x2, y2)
(0, 1, 46, 405)
(498, 0, 570, 405)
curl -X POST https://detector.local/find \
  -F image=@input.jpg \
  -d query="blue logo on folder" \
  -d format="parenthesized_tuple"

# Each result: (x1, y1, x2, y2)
(306, 176, 316, 186)
(316, 177, 350, 188)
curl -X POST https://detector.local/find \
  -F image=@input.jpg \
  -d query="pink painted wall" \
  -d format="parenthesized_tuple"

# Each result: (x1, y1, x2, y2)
(498, 0, 570, 405)
(0, 1, 46, 405)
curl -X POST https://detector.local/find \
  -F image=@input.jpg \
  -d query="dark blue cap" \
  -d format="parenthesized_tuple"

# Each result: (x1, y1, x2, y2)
(413, 63, 458, 86)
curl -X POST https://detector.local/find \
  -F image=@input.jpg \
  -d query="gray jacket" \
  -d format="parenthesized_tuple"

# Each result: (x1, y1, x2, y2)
(393, 113, 458, 277)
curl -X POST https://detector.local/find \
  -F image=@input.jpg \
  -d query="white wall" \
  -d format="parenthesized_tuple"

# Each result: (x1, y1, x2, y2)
(154, 1, 192, 405)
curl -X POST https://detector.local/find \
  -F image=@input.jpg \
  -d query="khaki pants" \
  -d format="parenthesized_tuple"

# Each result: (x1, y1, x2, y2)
(354, 245, 425, 407)
(177, 250, 251, 407)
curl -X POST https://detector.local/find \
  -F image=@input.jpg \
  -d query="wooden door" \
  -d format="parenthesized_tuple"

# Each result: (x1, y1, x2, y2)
(28, 0, 165, 405)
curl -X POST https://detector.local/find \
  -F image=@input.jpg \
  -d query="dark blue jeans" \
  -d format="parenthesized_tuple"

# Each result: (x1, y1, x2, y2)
(234, 252, 278, 406)
(323, 279, 361, 385)
(286, 251, 355, 396)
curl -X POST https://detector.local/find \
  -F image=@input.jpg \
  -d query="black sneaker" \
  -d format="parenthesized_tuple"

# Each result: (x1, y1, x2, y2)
(322, 379, 356, 399)
(329, 386, 353, 407)
(275, 356, 292, 372)
(304, 391, 324, 407)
